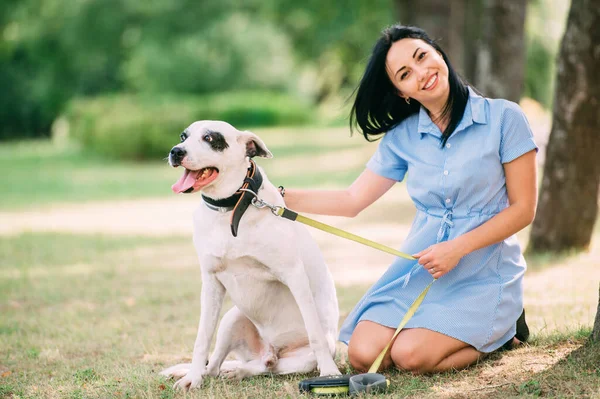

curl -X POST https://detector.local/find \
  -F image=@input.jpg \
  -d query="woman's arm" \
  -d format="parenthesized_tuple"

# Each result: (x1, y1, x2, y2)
(415, 150, 537, 278)
(282, 169, 397, 217)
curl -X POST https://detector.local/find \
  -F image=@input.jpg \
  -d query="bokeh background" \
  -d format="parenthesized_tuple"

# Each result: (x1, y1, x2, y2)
(1, 0, 568, 147)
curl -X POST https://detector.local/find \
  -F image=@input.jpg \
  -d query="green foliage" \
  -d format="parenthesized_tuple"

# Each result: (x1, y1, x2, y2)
(65, 92, 316, 160)
(1, 0, 565, 139)
(124, 13, 294, 94)
(524, 37, 554, 108)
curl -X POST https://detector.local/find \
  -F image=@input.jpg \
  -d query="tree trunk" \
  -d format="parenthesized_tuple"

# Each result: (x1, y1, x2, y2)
(463, 0, 484, 84)
(476, 0, 527, 102)
(593, 284, 600, 342)
(528, 0, 600, 253)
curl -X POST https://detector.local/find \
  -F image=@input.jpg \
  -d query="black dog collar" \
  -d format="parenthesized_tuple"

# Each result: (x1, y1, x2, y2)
(201, 159, 263, 237)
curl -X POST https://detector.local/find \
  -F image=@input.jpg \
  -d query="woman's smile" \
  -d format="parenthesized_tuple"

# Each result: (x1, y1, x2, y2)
(422, 73, 438, 91)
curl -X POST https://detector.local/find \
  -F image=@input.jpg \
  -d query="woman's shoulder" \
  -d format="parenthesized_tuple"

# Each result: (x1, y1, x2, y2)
(484, 96, 526, 119)
(387, 112, 420, 136)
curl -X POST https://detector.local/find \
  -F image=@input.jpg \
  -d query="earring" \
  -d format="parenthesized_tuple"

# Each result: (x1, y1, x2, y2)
(405, 97, 411, 104)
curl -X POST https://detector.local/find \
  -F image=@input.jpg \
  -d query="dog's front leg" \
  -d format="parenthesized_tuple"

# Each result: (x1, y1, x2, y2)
(174, 270, 225, 390)
(280, 263, 341, 376)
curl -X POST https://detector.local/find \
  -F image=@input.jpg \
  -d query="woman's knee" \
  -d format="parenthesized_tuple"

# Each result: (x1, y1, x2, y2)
(390, 340, 432, 373)
(347, 321, 394, 372)
(347, 339, 379, 373)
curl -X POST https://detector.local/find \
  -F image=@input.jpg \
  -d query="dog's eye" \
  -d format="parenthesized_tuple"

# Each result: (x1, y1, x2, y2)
(180, 133, 187, 142)
(203, 134, 213, 143)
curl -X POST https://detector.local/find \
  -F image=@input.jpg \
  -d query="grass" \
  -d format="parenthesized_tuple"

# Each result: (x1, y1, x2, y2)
(1, 231, 599, 398)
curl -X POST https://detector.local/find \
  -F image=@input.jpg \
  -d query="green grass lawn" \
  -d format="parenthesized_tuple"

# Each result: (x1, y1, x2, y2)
(1, 232, 599, 398)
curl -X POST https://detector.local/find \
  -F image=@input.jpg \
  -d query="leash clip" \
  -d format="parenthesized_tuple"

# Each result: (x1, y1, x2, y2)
(239, 189, 282, 216)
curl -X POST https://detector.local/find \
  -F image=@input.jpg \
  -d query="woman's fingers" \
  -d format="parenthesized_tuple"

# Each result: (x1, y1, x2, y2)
(412, 247, 431, 259)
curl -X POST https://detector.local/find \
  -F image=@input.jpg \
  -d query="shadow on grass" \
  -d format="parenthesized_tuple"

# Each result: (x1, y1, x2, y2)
(485, 337, 600, 398)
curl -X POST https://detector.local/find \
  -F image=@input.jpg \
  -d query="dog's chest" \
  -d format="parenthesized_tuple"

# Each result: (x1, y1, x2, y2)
(192, 209, 270, 263)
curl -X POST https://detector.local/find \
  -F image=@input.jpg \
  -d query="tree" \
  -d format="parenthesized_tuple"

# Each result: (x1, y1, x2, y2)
(525, 0, 600, 341)
(476, 0, 527, 102)
(528, 0, 600, 253)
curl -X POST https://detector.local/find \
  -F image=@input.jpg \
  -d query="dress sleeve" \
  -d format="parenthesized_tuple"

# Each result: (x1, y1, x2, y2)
(499, 102, 538, 164)
(366, 130, 408, 182)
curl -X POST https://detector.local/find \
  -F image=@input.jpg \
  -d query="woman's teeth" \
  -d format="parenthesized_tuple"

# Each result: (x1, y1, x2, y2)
(423, 74, 437, 90)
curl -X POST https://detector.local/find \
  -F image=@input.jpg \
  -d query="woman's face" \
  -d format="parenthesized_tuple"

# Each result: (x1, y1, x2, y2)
(385, 38, 450, 108)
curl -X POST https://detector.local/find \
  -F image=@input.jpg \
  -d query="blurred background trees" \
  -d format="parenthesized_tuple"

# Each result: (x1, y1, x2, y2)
(1, 0, 567, 142)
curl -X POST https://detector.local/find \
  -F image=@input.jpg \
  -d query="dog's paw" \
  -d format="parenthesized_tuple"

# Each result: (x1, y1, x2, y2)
(159, 363, 191, 380)
(173, 370, 203, 390)
(220, 366, 250, 380)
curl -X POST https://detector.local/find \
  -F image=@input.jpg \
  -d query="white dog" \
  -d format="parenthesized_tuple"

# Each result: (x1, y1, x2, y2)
(160, 120, 341, 390)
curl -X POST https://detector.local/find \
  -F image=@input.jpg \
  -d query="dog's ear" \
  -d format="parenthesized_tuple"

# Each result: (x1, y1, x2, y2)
(239, 131, 273, 159)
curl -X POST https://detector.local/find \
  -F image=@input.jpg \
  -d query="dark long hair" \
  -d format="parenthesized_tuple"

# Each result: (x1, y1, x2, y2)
(350, 25, 469, 146)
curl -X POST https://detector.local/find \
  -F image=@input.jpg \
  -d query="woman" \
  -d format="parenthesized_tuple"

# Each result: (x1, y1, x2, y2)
(281, 25, 537, 374)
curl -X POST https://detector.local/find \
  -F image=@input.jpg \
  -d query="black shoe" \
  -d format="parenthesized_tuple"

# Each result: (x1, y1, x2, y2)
(501, 309, 529, 351)
(515, 309, 530, 343)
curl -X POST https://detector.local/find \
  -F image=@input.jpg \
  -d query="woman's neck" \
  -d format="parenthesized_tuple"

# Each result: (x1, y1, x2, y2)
(423, 91, 450, 133)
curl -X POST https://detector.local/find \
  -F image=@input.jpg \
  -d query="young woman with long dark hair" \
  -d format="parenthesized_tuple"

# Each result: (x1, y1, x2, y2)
(281, 25, 537, 373)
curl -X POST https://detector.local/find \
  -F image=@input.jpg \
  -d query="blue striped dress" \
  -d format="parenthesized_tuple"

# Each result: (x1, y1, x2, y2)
(338, 87, 538, 353)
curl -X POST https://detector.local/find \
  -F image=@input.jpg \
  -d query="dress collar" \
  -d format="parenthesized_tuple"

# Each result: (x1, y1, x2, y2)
(418, 86, 487, 139)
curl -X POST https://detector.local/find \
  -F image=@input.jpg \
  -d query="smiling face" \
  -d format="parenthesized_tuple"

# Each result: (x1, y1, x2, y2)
(385, 38, 450, 112)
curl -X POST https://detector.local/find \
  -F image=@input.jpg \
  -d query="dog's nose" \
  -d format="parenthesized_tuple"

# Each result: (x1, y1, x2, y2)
(170, 147, 186, 166)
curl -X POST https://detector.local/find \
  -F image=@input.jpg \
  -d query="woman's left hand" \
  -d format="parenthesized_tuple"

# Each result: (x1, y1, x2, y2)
(412, 240, 466, 279)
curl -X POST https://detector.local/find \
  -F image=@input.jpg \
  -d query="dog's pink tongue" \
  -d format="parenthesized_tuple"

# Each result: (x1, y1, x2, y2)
(172, 169, 201, 193)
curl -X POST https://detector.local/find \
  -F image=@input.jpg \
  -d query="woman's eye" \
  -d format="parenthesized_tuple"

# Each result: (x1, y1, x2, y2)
(418, 52, 427, 60)
(400, 71, 409, 80)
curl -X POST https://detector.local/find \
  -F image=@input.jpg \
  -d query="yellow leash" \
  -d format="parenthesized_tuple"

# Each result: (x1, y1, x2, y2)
(292, 213, 415, 260)
(367, 280, 434, 372)
(261, 203, 436, 374)
(242, 189, 437, 394)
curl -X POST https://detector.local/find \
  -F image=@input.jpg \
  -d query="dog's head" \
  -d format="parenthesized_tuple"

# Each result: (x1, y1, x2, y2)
(169, 120, 272, 196)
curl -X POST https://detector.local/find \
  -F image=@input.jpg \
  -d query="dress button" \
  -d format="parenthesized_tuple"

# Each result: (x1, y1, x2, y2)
(445, 198, 451, 204)
(443, 170, 449, 175)
(446, 143, 451, 148)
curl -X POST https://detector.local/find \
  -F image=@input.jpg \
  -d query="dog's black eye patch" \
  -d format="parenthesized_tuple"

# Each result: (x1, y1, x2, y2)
(203, 131, 229, 152)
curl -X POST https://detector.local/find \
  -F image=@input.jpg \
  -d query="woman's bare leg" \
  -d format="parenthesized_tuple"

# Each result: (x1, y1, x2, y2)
(347, 321, 396, 373)
(390, 328, 482, 373)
